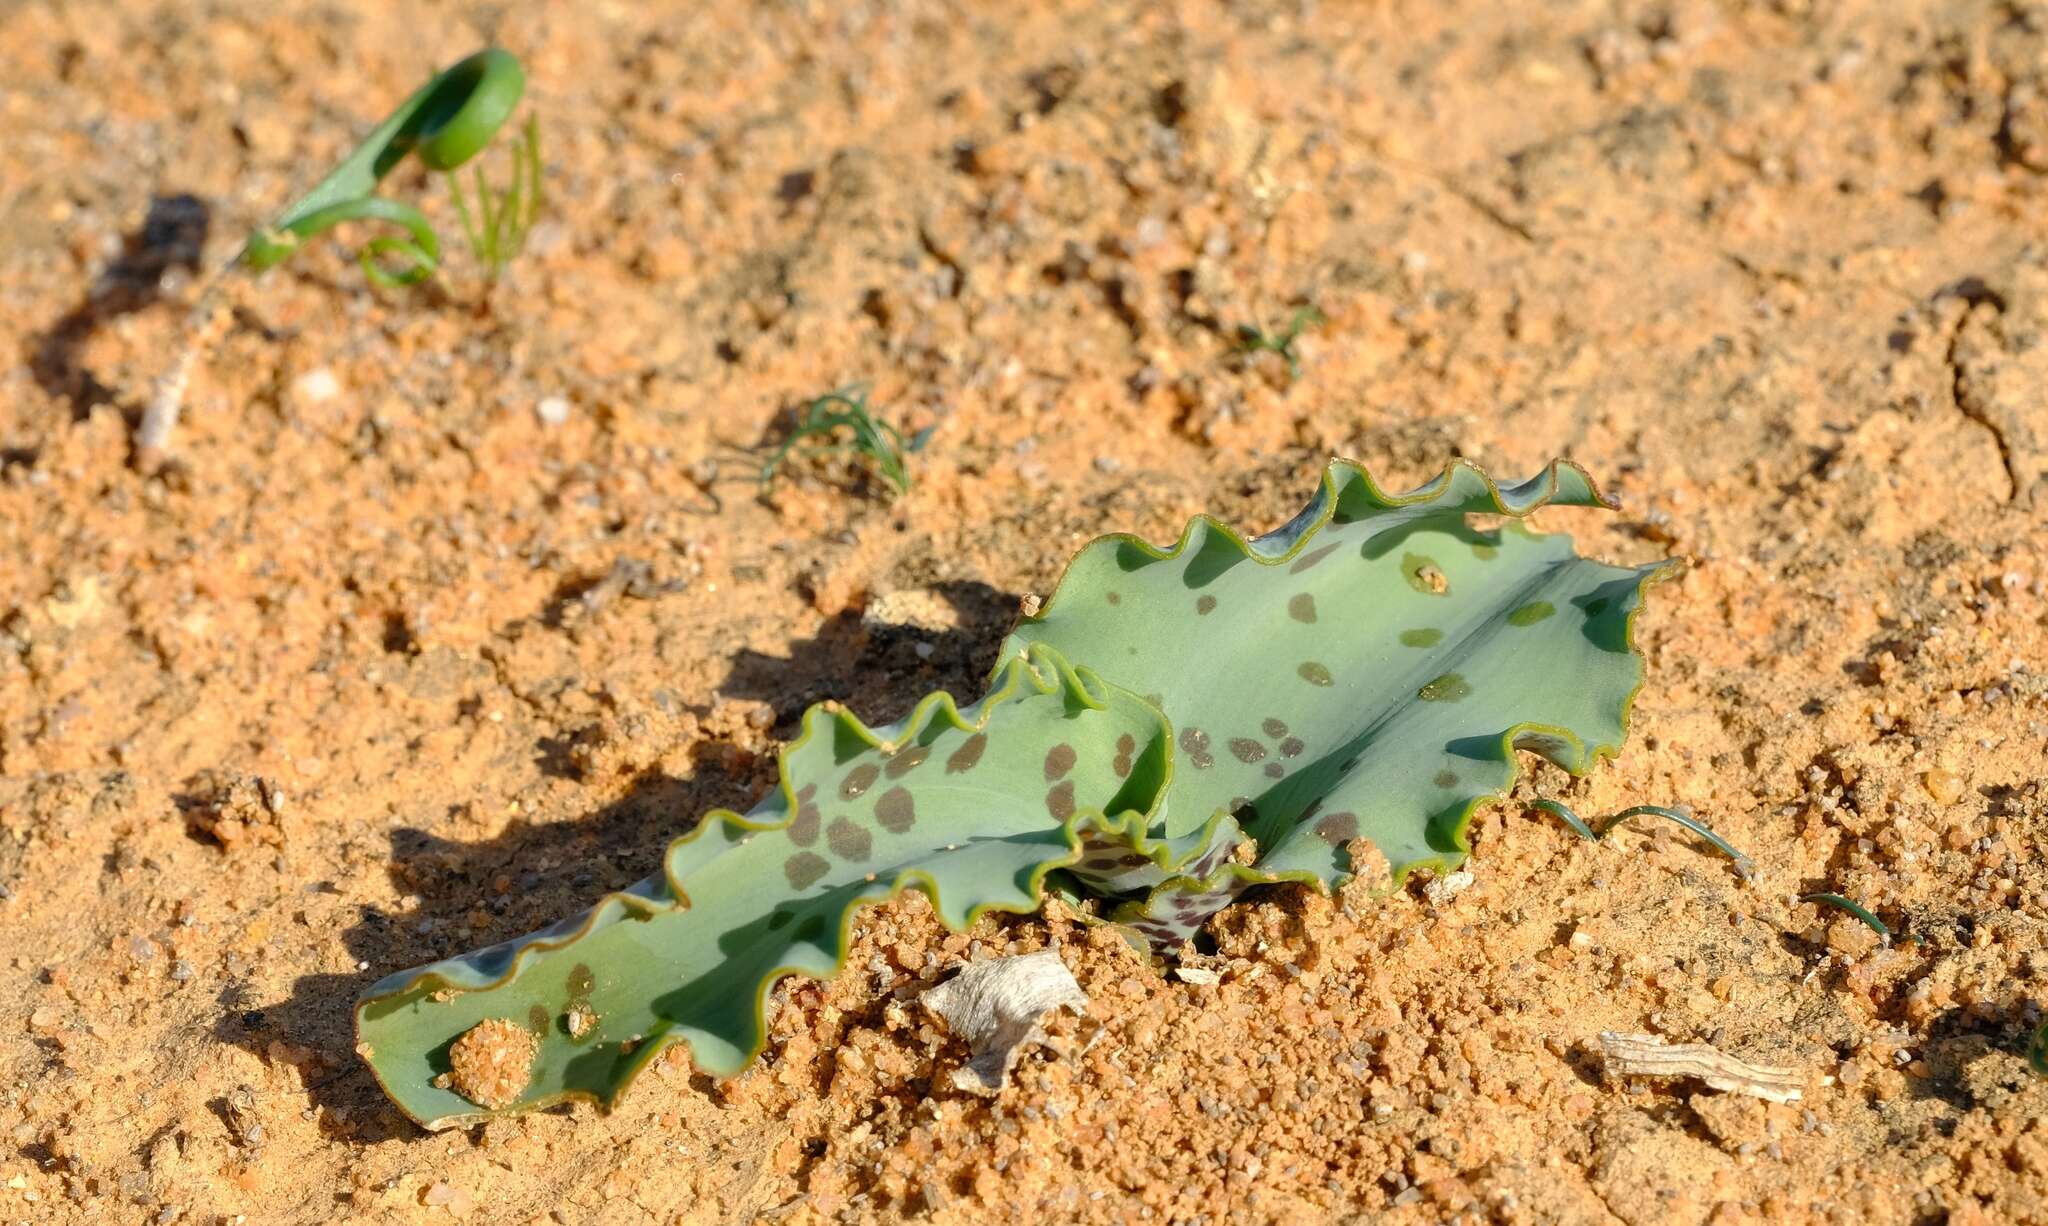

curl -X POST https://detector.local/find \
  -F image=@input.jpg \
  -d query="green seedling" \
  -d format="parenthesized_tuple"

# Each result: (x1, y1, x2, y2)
(1530, 798, 1752, 879)
(239, 48, 530, 287)
(358, 458, 1675, 1127)
(759, 387, 932, 497)
(1234, 304, 1325, 378)
(1801, 892, 1911, 943)
(138, 49, 535, 467)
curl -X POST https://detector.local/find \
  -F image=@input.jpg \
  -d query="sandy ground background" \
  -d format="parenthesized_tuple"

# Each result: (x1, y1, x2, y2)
(3, 0, 2047, 1221)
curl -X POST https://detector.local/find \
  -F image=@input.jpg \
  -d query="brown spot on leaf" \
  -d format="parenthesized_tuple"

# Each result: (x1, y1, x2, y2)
(1314, 812, 1359, 844)
(840, 763, 880, 799)
(884, 745, 931, 779)
(1288, 593, 1317, 623)
(875, 787, 916, 833)
(1418, 673, 1471, 702)
(1044, 744, 1077, 781)
(946, 733, 987, 773)
(1195, 595, 1217, 615)
(1298, 661, 1333, 686)
(827, 818, 872, 861)
(1045, 780, 1076, 819)
(1279, 736, 1304, 758)
(1262, 718, 1288, 738)
(784, 852, 830, 889)
(788, 796, 821, 846)
(1229, 737, 1267, 763)
(1289, 543, 1340, 574)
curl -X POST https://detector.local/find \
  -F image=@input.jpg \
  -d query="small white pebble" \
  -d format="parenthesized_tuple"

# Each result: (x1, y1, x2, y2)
(536, 396, 571, 426)
(292, 367, 340, 404)
(1423, 870, 1475, 906)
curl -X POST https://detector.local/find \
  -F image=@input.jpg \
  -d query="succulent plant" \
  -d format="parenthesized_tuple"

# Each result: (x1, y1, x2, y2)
(357, 458, 1673, 1127)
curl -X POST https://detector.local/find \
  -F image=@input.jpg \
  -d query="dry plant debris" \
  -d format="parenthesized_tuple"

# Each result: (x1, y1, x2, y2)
(1600, 1031, 1805, 1104)
(919, 949, 1090, 1094)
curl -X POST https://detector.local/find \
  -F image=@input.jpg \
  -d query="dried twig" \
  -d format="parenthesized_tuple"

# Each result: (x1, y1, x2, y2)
(1599, 1031, 1803, 1103)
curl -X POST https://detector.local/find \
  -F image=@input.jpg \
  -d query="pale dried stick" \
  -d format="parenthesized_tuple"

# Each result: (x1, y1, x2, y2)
(1599, 1031, 1803, 1103)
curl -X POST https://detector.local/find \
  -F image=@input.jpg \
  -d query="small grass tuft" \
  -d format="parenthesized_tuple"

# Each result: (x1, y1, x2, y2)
(1233, 304, 1325, 378)
(759, 386, 931, 498)
(448, 114, 543, 280)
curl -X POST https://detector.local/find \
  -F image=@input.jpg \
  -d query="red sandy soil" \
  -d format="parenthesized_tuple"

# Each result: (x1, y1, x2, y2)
(1, 1, 2045, 1222)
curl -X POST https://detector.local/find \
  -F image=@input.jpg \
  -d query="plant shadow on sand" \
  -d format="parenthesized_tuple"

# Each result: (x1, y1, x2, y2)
(214, 579, 1016, 1142)
(29, 193, 210, 422)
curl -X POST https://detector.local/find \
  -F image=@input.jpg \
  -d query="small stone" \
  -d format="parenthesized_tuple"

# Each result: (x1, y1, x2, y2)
(421, 1180, 475, 1215)
(536, 396, 571, 426)
(292, 367, 340, 404)
(1423, 870, 1475, 906)
(1923, 768, 1964, 804)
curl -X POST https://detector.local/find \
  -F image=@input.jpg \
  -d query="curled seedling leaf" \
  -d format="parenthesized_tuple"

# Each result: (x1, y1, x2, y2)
(359, 457, 1674, 1125)
(241, 48, 529, 287)
(1530, 798, 1754, 879)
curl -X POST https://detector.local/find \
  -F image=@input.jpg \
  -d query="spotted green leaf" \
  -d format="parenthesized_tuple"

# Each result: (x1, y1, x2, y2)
(357, 644, 1191, 1128)
(1001, 459, 1672, 945)
(357, 458, 1669, 1124)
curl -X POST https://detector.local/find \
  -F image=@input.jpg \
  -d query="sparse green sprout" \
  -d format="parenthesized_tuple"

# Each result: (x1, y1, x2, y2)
(448, 115, 543, 280)
(1530, 798, 1753, 879)
(138, 49, 537, 467)
(759, 387, 932, 498)
(1801, 892, 1901, 941)
(358, 458, 1674, 1127)
(1233, 304, 1325, 378)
